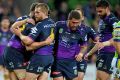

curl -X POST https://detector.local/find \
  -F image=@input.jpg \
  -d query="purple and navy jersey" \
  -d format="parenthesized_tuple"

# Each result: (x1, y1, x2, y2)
(75, 23, 98, 54)
(28, 18, 55, 55)
(79, 24, 97, 41)
(98, 13, 119, 53)
(8, 15, 34, 52)
(54, 21, 87, 59)
(0, 29, 12, 55)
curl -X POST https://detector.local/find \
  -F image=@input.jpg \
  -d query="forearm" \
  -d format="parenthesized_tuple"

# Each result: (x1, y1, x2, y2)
(88, 44, 100, 56)
(19, 33, 33, 45)
(79, 45, 88, 54)
(26, 41, 47, 51)
(11, 19, 27, 33)
(102, 40, 112, 46)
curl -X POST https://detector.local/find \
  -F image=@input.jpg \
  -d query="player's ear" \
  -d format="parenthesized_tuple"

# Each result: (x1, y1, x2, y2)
(81, 16, 84, 21)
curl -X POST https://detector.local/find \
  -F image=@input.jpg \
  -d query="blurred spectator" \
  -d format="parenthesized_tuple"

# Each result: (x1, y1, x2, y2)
(57, 1, 69, 21)
(83, 0, 96, 24)
(75, 4, 90, 26)
(0, 17, 12, 55)
(114, 4, 120, 20)
(0, 0, 21, 23)
(37, 0, 48, 3)
(0, 17, 12, 80)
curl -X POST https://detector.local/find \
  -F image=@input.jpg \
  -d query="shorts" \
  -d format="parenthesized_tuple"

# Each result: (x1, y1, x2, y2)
(112, 67, 120, 79)
(26, 54, 54, 74)
(77, 60, 87, 73)
(96, 52, 114, 74)
(23, 50, 34, 62)
(51, 59, 78, 79)
(3, 47, 25, 71)
(0, 55, 4, 66)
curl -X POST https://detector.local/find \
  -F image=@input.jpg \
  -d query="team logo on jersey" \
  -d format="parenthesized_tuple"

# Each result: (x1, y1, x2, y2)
(98, 20, 106, 32)
(37, 66, 44, 73)
(30, 27, 38, 36)
(59, 28, 63, 33)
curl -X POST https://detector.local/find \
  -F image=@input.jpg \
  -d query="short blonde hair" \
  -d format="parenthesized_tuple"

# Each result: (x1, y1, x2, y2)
(35, 3, 49, 15)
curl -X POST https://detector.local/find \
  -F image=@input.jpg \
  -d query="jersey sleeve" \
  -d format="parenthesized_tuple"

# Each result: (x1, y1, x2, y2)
(16, 16, 28, 22)
(54, 21, 61, 34)
(87, 27, 98, 41)
(78, 35, 88, 46)
(109, 17, 119, 26)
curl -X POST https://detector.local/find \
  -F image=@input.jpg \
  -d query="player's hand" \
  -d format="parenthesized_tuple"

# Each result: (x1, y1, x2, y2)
(97, 42, 105, 50)
(45, 36, 54, 45)
(25, 43, 38, 50)
(26, 18, 35, 25)
(75, 53, 83, 61)
(94, 42, 105, 50)
(13, 26, 21, 36)
(84, 53, 89, 60)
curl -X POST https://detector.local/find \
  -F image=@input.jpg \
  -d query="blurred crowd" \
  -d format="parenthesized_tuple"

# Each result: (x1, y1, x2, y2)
(0, 0, 120, 64)
(0, 0, 21, 60)
(0, 0, 21, 23)
(48, 0, 120, 31)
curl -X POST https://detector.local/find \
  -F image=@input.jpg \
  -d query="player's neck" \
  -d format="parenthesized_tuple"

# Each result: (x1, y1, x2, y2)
(107, 11, 111, 16)
(42, 16, 48, 20)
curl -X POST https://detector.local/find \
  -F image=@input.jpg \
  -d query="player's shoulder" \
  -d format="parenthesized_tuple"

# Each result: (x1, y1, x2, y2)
(37, 18, 54, 25)
(106, 13, 118, 22)
(55, 21, 66, 26)
(48, 18, 55, 23)
(35, 18, 55, 29)
(78, 23, 88, 30)
(26, 23, 35, 27)
(16, 15, 29, 21)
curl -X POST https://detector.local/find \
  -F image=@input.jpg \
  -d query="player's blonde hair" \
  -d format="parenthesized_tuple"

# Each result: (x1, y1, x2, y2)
(35, 3, 49, 16)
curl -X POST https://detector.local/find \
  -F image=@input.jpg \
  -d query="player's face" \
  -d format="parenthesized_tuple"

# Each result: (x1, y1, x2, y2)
(96, 7, 108, 19)
(68, 18, 81, 30)
(35, 7, 44, 21)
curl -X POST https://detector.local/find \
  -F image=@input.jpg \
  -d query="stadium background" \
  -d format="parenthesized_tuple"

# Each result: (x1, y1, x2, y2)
(0, 0, 120, 80)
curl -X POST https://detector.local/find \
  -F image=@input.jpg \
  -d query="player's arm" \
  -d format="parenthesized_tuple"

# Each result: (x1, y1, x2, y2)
(87, 39, 113, 56)
(11, 19, 28, 33)
(25, 36, 54, 50)
(75, 40, 88, 61)
(25, 26, 55, 50)
(87, 26, 99, 42)
(18, 32, 34, 45)
(11, 18, 35, 34)
(14, 23, 41, 45)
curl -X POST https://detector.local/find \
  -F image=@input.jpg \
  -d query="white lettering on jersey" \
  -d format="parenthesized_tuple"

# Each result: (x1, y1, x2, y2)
(44, 24, 54, 28)
(30, 27, 38, 36)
